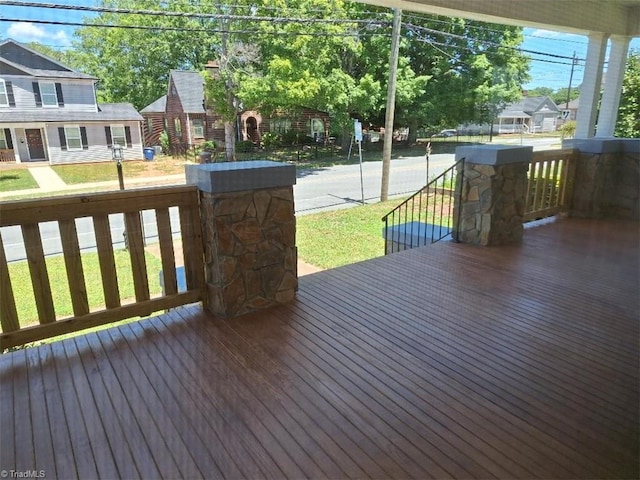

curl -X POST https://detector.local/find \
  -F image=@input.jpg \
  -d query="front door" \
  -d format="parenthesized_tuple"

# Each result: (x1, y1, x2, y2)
(26, 129, 46, 160)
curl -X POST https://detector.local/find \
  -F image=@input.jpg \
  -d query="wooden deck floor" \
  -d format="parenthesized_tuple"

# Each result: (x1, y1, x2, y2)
(1, 217, 638, 479)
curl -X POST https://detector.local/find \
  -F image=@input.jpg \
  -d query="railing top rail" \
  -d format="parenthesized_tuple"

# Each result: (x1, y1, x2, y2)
(0, 184, 199, 227)
(531, 148, 577, 161)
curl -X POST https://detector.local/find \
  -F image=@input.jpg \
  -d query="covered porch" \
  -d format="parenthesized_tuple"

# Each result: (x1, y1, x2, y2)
(1, 216, 637, 479)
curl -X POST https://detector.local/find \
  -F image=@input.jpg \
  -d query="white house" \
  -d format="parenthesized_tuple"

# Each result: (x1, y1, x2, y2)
(0, 39, 143, 164)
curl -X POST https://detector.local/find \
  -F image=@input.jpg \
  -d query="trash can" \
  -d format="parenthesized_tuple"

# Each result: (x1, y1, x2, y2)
(198, 151, 212, 164)
(143, 147, 155, 161)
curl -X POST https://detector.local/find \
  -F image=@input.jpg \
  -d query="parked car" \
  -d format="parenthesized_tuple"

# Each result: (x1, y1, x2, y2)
(434, 129, 458, 137)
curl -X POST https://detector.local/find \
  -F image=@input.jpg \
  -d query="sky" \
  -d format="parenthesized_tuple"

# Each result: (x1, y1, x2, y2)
(1, 0, 639, 91)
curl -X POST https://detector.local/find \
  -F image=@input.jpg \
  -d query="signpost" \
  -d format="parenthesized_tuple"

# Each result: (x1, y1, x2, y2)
(354, 120, 365, 205)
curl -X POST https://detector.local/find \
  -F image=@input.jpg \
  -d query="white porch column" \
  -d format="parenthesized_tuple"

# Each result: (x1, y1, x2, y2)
(596, 35, 631, 137)
(575, 33, 609, 138)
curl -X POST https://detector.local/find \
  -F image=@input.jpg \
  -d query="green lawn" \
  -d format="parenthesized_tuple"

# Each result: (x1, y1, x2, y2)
(9, 249, 163, 327)
(0, 169, 38, 191)
(52, 156, 190, 184)
(296, 197, 408, 269)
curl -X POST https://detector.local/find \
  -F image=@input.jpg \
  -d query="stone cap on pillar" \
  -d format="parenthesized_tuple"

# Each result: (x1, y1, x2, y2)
(186, 160, 296, 193)
(455, 144, 533, 165)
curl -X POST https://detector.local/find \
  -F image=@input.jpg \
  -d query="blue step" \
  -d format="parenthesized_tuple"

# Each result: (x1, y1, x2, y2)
(382, 222, 452, 249)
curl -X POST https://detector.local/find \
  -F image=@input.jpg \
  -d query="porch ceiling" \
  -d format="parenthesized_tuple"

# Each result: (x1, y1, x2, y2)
(359, 0, 640, 37)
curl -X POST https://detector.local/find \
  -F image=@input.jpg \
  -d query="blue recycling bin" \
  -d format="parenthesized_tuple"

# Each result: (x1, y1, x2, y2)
(143, 147, 155, 161)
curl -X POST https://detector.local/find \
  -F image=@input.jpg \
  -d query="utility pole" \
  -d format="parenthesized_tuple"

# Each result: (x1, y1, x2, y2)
(380, 8, 402, 202)
(565, 52, 577, 110)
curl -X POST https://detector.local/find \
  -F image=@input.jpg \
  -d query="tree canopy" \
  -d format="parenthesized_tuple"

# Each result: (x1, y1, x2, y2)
(64, 0, 531, 145)
(615, 49, 640, 138)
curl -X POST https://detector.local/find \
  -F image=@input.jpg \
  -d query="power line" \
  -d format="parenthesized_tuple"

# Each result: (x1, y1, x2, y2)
(0, 0, 387, 25)
(0, 18, 390, 37)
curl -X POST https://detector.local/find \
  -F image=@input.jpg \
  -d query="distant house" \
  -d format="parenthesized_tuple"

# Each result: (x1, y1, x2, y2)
(495, 96, 560, 134)
(140, 68, 330, 152)
(557, 97, 579, 127)
(0, 39, 143, 164)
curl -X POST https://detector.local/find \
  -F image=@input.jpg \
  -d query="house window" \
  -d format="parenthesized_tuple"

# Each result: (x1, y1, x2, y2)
(0, 79, 8, 107)
(0, 129, 7, 149)
(64, 126, 83, 150)
(174, 118, 182, 137)
(310, 118, 324, 139)
(271, 118, 291, 134)
(40, 82, 58, 107)
(146, 117, 153, 134)
(193, 118, 204, 138)
(111, 124, 126, 148)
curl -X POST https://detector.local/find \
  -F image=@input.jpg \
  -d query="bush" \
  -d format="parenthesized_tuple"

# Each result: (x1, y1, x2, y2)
(236, 140, 255, 153)
(200, 140, 217, 152)
(159, 131, 169, 153)
(558, 121, 576, 139)
(261, 132, 281, 149)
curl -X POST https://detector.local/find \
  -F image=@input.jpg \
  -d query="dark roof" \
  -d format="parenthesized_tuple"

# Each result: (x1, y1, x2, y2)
(0, 39, 96, 80)
(169, 70, 205, 113)
(140, 95, 167, 113)
(1, 103, 143, 122)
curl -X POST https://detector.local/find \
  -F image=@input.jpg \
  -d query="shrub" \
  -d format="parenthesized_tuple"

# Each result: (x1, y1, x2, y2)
(200, 140, 217, 152)
(261, 132, 281, 149)
(236, 140, 255, 153)
(159, 131, 169, 153)
(559, 120, 576, 139)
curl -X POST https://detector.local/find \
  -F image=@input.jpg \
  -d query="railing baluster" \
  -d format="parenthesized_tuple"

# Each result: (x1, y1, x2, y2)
(549, 159, 561, 208)
(0, 235, 19, 332)
(156, 207, 178, 296)
(22, 223, 56, 324)
(125, 211, 150, 302)
(93, 214, 121, 309)
(59, 218, 90, 317)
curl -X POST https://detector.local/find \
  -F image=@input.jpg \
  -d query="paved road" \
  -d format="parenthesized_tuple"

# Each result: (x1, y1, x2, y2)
(2, 154, 455, 261)
(295, 153, 455, 214)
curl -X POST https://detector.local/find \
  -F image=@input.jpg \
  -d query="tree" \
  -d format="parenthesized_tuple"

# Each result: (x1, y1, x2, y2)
(615, 50, 640, 138)
(357, 11, 529, 140)
(72, 0, 221, 110)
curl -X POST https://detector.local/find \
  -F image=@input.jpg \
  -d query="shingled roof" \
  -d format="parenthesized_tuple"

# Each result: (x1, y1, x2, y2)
(169, 70, 205, 113)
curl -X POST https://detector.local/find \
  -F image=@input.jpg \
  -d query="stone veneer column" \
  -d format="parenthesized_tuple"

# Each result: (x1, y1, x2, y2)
(186, 161, 297, 318)
(562, 138, 639, 219)
(454, 145, 531, 246)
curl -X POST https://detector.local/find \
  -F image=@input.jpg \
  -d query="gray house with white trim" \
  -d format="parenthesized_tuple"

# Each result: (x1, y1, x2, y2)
(0, 39, 143, 164)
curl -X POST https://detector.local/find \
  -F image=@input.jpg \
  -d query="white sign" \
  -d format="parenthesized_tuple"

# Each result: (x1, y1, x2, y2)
(354, 120, 363, 142)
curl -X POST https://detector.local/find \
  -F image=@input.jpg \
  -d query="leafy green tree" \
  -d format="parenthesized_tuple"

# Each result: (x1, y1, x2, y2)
(72, 0, 220, 110)
(615, 50, 640, 138)
(527, 86, 554, 97)
(354, 10, 529, 140)
(551, 87, 580, 107)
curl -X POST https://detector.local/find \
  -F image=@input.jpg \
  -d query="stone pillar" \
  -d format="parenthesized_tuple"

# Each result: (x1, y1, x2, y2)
(563, 138, 640, 219)
(454, 145, 531, 246)
(186, 161, 297, 318)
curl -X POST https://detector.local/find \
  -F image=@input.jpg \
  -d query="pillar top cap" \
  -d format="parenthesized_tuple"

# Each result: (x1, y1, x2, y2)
(455, 144, 533, 165)
(186, 160, 296, 193)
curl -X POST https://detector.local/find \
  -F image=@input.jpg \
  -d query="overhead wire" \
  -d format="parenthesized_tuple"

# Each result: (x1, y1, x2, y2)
(0, 0, 589, 66)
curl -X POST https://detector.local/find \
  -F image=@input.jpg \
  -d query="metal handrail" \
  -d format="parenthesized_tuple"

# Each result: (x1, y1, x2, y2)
(382, 158, 464, 254)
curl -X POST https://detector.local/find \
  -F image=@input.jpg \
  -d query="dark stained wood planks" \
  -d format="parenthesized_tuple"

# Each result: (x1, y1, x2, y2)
(0, 217, 637, 479)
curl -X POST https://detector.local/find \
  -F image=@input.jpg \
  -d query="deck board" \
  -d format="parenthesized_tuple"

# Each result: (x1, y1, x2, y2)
(1, 217, 638, 479)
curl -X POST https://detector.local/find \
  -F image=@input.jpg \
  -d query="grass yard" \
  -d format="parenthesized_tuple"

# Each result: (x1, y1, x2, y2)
(9, 249, 163, 328)
(0, 168, 38, 191)
(52, 156, 191, 184)
(296, 197, 408, 269)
